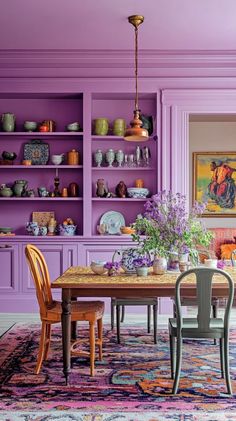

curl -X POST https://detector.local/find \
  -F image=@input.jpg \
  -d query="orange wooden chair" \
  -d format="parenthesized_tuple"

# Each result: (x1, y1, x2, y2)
(25, 244, 104, 376)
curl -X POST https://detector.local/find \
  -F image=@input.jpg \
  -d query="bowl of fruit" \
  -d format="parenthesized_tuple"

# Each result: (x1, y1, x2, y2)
(59, 218, 77, 236)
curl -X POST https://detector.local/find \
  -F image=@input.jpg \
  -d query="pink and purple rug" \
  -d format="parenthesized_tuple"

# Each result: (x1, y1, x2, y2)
(0, 323, 236, 420)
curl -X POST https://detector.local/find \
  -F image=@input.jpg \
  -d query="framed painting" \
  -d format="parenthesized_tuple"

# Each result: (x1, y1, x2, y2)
(193, 152, 236, 217)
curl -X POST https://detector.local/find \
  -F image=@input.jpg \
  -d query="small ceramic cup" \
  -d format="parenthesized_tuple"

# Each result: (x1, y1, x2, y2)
(51, 154, 64, 165)
(61, 187, 68, 197)
(135, 179, 144, 188)
(22, 160, 32, 166)
(204, 259, 218, 269)
(39, 226, 47, 236)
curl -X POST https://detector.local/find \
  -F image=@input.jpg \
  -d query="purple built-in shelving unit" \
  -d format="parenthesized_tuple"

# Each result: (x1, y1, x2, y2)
(0, 88, 159, 312)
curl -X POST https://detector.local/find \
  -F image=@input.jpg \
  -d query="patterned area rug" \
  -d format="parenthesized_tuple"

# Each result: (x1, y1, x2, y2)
(0, 323, 236, 418)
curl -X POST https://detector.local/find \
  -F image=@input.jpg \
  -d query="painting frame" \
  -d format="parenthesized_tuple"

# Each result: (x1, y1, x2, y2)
(193, 152, 236, 217)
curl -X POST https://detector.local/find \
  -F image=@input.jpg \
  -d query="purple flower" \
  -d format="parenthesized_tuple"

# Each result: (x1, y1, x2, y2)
(217, 260, 225, 269)
(133, 256, 152, 268)
(104, 261, 120, 270)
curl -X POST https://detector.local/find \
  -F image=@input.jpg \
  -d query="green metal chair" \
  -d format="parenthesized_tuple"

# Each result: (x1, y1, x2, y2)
(169, 268, 234, 395)
(111, 297, 158, 344)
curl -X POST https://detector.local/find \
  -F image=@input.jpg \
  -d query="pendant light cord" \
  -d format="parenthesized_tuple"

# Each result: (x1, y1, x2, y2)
(135, 26, 139, 112)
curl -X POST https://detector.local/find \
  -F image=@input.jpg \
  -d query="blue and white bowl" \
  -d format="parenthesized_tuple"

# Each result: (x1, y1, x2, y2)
(127, 187, 149, 199)
(59, 224, 77, 236)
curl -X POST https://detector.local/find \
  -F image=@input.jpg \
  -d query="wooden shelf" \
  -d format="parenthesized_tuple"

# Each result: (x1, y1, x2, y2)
(91, 135, 157, 141)
(92, 197, 148, 202)
(92, 166, 155, 171)
(0, 197, 83, 201)
(92, 135, 123, 141)
(0, 132, 83, 137)
(0, 165, 83, 169)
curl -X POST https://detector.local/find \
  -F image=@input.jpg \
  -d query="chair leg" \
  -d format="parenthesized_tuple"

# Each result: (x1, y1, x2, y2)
(89, 321, 95, 377)
(223, 332, 232, 394)
(172, 335, 182, 394)
(35, 321, 47, 374)
(147, 305, 151, 333)
(169, 334, 175, 379)
(219, 338, 225, 379)
(116, 305, 121, 344)
(44, 323, 52, 361)
(212, 304, 218, 345)
(97, 318, 103, 361)
(111, 300, 115, 330)
(121, 305, 125, 323)
(153, 305, 158, 344)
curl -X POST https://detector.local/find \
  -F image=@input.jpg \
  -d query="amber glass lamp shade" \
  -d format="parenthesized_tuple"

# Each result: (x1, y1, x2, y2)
(124, 110, 149, 141)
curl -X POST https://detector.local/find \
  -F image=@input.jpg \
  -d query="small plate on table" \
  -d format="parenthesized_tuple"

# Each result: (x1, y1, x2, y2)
(100, 211, 125, 235)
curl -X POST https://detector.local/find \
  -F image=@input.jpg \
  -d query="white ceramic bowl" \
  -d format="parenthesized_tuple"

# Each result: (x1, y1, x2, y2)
(51, 155, 64, 165)
(67, 122, 80, 132)
(90, 261, 107, 275)
(24, 121, 37, 132)
(127, 187, 150, 199)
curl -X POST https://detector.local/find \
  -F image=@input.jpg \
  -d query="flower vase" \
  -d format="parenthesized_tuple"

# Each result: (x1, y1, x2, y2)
(136, 267, 148, 276)
(178, 252, 189, 263)
(168, 252, 179, 271)
(153, 256, 167, 275)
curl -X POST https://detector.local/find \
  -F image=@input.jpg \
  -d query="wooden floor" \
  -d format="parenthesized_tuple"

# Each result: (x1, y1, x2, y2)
(0, 312, 170, 338)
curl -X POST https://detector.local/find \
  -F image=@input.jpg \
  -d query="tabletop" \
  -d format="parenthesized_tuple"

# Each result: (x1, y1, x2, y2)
(51, 266, 236, 292)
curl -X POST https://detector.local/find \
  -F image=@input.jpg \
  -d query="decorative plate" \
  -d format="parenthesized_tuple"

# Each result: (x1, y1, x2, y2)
(24, 139, 49, 165)
(100, 211, 125, 235)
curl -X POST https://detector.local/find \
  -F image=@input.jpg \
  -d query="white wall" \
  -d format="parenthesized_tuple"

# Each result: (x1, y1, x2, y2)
(189, 119, 236, 228)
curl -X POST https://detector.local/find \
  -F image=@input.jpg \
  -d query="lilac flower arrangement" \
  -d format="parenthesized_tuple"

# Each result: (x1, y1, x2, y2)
(132, 191, 214, 262)
(104, 261, 121, 270)
(133, 256, 152, 268)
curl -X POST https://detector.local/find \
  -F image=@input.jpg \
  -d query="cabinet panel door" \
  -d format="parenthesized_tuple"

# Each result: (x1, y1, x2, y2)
(81, 245, 120, 266)
(62, 244, 78, 272)
(22, 243, 63, 292)
(0, 244, 19, 292)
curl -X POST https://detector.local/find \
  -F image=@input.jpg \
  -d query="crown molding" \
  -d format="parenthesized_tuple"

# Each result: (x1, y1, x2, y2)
(1, 49, 236, 78)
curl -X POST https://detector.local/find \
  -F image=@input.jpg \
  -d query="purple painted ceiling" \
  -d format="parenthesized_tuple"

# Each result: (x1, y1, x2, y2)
(0, 0, 236, 51)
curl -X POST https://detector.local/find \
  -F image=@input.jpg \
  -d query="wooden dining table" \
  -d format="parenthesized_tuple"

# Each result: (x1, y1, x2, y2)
(51, 265, 236, 384)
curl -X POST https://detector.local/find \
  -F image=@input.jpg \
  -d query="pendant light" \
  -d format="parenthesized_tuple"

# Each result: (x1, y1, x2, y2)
(124, 15, 149, 142)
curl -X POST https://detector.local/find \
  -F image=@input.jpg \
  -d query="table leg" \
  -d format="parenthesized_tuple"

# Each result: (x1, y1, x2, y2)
(71, 297, 77, 341)
(62, 288, 71, 385)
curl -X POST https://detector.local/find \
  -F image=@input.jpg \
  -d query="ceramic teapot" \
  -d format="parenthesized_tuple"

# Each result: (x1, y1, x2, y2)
(112, 247, 141, 274)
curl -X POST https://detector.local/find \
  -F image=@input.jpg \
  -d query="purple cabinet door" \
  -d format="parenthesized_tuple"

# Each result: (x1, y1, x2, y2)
(0, 244, 19, 292)
(80, 245, 124, 266)
(22, 243, 78, 292)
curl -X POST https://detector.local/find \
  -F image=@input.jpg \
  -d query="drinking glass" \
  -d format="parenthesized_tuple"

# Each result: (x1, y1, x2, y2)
(128, 154, 136, 168)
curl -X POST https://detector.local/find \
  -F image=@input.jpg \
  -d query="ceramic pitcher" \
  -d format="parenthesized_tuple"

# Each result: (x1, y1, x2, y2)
(112, 248, 140, 274)
(1, 113, 15, 132)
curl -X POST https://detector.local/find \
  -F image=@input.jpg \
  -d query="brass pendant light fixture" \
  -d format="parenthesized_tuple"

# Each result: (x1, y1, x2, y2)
(124, 15, 149, 142)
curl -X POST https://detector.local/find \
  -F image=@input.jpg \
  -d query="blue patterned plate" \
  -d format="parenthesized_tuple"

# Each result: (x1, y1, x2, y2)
(100, 211, 125, 235)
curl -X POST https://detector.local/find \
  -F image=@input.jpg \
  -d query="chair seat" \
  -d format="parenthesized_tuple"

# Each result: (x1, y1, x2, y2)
(111, 297, 158, 306)
(44, 300, 104, 323)
(169, 317, 224, 338)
